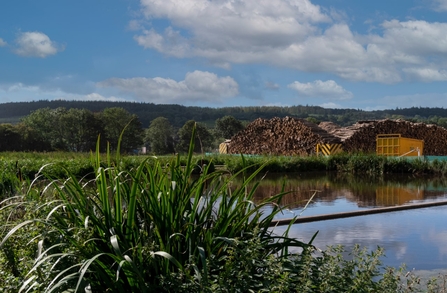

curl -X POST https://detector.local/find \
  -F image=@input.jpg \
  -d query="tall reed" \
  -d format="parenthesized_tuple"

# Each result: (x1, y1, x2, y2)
(0, 126, 309, 292)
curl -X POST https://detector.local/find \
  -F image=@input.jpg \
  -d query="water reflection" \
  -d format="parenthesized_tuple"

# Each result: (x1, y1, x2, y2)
(235, 172, 447, 271)
(276, 207, 447, 271)
(245, 172, 447, 212)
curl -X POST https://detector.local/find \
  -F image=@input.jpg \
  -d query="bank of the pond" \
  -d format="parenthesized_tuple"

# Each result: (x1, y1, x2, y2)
(217, 153, 447, 175)
(2, 152, 447, 184)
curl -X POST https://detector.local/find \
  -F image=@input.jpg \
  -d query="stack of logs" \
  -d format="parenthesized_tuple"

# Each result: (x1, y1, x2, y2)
(227, 118, 447, 156)
(325, 119, 447, 156)
(227, 117, 340, 156)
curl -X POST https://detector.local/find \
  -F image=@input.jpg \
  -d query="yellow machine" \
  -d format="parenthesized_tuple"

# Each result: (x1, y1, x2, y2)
(316, 143, 343, 156)
(376, 134, 424, 157)
(219, 140, 231, 154)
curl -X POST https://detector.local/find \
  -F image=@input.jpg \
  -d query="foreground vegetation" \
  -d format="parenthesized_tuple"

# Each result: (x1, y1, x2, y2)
(1, 142, 447, 291)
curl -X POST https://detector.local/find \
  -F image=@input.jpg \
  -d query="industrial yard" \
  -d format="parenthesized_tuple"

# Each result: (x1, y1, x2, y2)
(223, 117, 447, 156)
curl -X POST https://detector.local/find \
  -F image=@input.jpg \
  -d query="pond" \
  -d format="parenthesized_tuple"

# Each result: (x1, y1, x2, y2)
(245, 172, 447, 273)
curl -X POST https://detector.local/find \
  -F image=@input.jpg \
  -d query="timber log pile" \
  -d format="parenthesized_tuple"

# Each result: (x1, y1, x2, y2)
(321, 119, 447, 155)
(227, 117, 340, 156)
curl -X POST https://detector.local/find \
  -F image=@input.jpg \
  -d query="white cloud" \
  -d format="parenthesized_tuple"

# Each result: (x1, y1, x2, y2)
(288, 80, 353, 100)
(134, 27, 188, 58)
(0, 38, 6, 47)
(136, 0, 330, 64)
(403, 67, 447, 82)
(14, 31, 64, 58)
(376, 20, 447, 57)
(77, 93, 125, 102)
(431, 0, 447, 11)
(320, 102, 342, 109)
(0, 83, 123, 103)
(134, 0, 447, 83)
(98, 70, 239, 104)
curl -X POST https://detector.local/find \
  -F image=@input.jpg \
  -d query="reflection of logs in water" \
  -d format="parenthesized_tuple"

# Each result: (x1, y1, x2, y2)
(251, 183, 344, 209)
(230, 172, 447, 209)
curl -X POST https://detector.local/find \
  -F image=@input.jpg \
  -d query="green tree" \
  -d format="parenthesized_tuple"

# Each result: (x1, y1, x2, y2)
(145, 117, 175, 155)
(99, 107, 144, 153)
(177, 120, 213, 153)
(21, 107, 60, 151)
(214, 115, 245, 139)
(12, 122, 50, 151)
(63, 108, 104, 152)
(305, 116, 320, 124)
(21, 107, 104, 152)
(0, 124, 21, 151)
(437, 117, 447, 128)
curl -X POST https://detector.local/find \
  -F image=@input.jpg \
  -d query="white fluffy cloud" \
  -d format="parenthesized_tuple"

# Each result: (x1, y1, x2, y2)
(134, 0, 447, 83)
(136, 0, 329, 66)
(0, 38, 6, 47)
(98, 70, 239, 104)
(14, 32, 64, 58)
(288, 80, 353, 100)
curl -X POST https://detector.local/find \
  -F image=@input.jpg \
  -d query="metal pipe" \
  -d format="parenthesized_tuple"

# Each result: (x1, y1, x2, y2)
(270, 200, 447, 226)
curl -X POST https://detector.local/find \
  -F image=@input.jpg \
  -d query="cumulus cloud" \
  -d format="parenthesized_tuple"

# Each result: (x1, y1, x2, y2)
(0, 38, 6, 47)
(288, 80, 353, 100)
(134, 0, 447, 83)
(14, 31, 64, 58)
(136, 0, 329, 64)
(98, 70, 239, 104)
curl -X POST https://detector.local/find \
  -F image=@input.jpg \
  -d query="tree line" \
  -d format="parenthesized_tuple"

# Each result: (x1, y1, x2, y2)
(3, 100, 447, 128)
(0, 107, 245, 154)
(3, 101, 447, 154)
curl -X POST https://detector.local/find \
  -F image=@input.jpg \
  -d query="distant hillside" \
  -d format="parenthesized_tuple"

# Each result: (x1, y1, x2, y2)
(1, 100, 446, 128)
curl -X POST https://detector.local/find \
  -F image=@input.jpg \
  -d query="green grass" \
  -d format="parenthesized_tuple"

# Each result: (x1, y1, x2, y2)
(1, 135, 447, 291)
(1, 151, 447, 185)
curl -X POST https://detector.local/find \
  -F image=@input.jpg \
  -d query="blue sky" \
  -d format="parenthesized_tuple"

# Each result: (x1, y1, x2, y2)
(1, 0, 447, 110)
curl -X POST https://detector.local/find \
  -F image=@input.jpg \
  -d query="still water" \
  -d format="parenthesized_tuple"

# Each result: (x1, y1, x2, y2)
(247, 172, 447, 271)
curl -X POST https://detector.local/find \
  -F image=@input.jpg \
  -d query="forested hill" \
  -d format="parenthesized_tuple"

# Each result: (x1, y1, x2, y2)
(1, 100, 447, 127)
